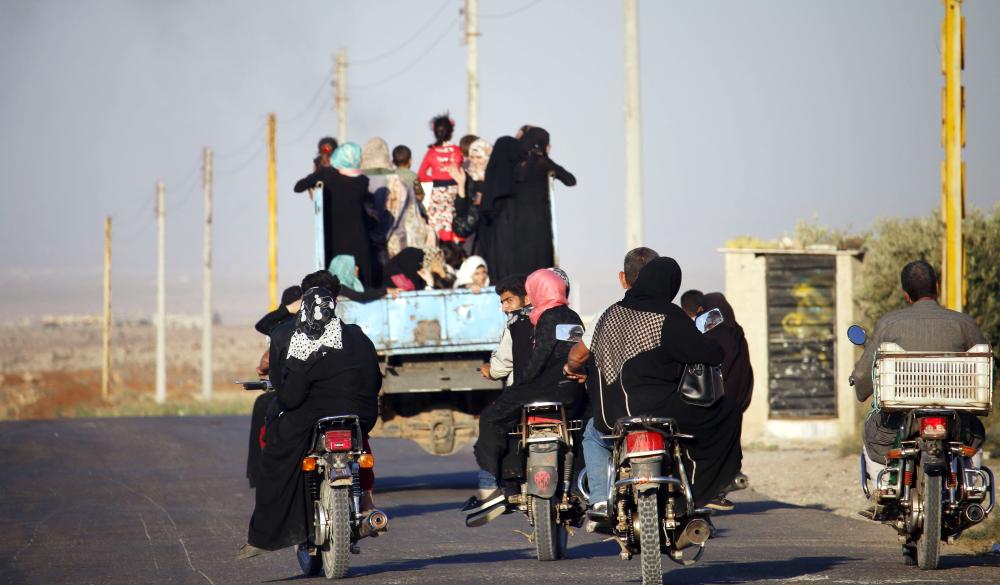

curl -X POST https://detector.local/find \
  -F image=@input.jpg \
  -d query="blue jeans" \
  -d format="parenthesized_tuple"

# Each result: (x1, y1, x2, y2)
(478, 469, 498, 491)
(582, 418, 614, 506)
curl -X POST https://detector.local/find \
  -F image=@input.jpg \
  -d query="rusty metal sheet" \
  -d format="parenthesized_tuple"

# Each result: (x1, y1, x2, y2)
(765, 254, 837, 418)
(338, 288, 506, 355)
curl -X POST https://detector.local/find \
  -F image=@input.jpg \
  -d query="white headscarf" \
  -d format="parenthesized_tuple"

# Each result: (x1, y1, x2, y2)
(454, 255, 489, 289)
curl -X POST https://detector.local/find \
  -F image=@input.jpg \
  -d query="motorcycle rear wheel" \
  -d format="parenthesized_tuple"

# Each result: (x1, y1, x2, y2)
(319, 482, 353, 579)
(531, 496, 566, 561)
(637, 491, 662, 585)
(916, 470, 941, 570)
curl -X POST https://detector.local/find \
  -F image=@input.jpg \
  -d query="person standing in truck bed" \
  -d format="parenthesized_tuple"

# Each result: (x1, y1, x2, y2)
(294, 143, 376, 287)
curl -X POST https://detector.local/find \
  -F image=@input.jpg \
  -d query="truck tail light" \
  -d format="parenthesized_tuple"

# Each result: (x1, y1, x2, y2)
(325, 430, 353, 452)
(626, 430, 665, 455)
(919, 417, 948, 440)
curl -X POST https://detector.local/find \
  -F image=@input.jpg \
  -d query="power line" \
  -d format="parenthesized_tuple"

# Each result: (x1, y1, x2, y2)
(351, 0, 456, 65)
(283, 71, 334, 127)
(214, 119, 268, 159)
(215, 141, 266, 176)
(354, 14, 461, 90)
(481, 0, 544, 18)
(281, 102, 332, 148)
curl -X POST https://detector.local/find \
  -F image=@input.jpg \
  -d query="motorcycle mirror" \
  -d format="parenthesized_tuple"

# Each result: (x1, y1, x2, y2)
(555, 324, 585, 343)
(847, 324, 867, 346)
(695, 308, 724, 333)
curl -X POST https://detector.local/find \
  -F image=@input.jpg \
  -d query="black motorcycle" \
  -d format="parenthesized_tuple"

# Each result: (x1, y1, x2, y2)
(599, 416, 714, 585)
(506, 401, 586, 561)
(240, 380, 388, 579)
(847, 326, 994, 569)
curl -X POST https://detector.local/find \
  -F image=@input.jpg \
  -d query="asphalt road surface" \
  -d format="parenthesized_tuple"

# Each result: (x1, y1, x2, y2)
(1, 417, 997, 585)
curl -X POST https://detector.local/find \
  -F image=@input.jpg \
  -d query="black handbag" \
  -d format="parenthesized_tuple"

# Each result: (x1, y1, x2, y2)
(678, 363, 725, 408)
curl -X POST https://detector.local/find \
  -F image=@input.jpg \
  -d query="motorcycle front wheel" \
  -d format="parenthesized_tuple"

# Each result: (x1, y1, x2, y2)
(319, 481, 353, 579)
(916, 470, 941, 570)
(531, 496, 567, 561)
(637, 491, 663, 585)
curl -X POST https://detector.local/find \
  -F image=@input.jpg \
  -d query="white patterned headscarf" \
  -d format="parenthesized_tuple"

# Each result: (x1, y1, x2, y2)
(287, 287, 343, 362)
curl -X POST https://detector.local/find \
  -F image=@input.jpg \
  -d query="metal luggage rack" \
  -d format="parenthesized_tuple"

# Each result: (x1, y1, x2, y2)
(873, 343, 994, 414)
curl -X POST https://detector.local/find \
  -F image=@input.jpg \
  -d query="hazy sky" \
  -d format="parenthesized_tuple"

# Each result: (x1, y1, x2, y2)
(1, 0, 998, 322)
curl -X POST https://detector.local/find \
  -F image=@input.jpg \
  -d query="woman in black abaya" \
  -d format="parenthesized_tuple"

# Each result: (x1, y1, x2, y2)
(586, 257, 742, 508)
(700, 292, 754, 413)
(294, 143, 376, 287)
(478, 136, 519, 281)
(238, 283, 382, 558)
(509, 127, 576, 276)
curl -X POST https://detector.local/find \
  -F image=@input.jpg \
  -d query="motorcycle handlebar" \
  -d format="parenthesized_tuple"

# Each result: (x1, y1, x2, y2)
(236, 379, 272, 391)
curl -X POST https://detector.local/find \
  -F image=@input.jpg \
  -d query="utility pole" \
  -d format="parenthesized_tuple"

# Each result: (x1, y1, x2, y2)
(465, 0, 479, 135)
(155, 181, 166, 404)
(201, 147, 213, 400)
(940, 0, 965, 310)
(623, 0, 644, 249)
(335, 50, 347, 144)
(101, 216, 112, 401)
(267, 113, 278, 309)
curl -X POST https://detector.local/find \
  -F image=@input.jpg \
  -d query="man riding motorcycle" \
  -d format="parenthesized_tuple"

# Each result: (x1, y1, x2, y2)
(851, 260, 987, 563)
(566, 257, 742, 519)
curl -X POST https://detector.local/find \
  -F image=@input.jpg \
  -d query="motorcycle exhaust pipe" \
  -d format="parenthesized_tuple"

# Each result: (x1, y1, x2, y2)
(674, 518, 711, 550)
(356, 510, 389, 539)
(964, 504, 986, 524)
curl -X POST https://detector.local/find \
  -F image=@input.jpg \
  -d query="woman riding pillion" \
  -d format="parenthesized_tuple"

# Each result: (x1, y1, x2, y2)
(464, 268, 587, 526)
(570, 257, 744, 520)
(238, 272, 383, 559)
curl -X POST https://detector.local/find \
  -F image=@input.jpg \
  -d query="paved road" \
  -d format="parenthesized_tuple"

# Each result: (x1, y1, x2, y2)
(0, 417, 996, 585)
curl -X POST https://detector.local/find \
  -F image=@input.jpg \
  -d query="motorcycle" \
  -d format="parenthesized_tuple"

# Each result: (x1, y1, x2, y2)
(239, 380, 389, 579)
(846, 325, 994, 570)
(596, 416, 714, 585)
(506, 401, 586, 561)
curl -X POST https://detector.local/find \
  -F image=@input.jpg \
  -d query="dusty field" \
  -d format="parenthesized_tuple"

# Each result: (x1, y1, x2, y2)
(0, 322, 265, 419)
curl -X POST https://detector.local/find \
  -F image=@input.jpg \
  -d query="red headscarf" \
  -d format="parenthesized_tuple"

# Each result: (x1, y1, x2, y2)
(526, 268, 568, 326)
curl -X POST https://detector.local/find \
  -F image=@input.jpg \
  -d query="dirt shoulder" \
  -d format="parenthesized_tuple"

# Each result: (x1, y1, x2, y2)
(742, 447, 999, 554)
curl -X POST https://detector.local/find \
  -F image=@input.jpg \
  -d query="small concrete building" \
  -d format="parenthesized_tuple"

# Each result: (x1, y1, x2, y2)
(719, 247, 863, 444)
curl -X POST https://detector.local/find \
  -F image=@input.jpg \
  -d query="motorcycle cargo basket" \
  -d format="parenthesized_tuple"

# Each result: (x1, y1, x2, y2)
(873, 343, 993, 414)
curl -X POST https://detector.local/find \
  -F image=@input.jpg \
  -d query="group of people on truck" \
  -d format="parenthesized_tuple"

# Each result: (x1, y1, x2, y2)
(292, 115, 576, 301)
(237, 121, 991, 569)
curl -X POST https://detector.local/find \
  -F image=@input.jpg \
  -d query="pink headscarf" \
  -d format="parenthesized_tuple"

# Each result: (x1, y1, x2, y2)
(526, 268, 568, 326)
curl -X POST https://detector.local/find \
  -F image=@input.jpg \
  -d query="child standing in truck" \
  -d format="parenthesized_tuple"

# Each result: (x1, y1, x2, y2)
(417, 113, 463, 242)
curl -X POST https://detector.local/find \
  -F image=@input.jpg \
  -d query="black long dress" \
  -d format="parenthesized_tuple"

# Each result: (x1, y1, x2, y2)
(246, 315, 295, 488)
(587, 257, 743, 508)
(294, 168, 375, 287)
(247, 323, 382, 551)
(510, 156, 575, 276)
(474, 305, 587, 480)
(479, 137, 519, 281)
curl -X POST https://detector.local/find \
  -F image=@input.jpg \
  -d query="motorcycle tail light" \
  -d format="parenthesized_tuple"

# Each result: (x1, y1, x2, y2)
(325, 430, 353, 452)
(919, 417, 948, 440)
(626, 430, 666, 455)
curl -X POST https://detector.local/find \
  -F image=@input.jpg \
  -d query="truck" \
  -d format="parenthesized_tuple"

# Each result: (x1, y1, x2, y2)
(307, 181, 533, 455)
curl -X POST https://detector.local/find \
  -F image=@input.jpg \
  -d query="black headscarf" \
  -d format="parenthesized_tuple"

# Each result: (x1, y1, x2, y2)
(518, 127, 550, 158)
(386, 247, 427, 290)
(482, 136, 519, 212)
(700, 292, 754, 412)
(286, 286, 344, 367)
(620, 257, 684, 315)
